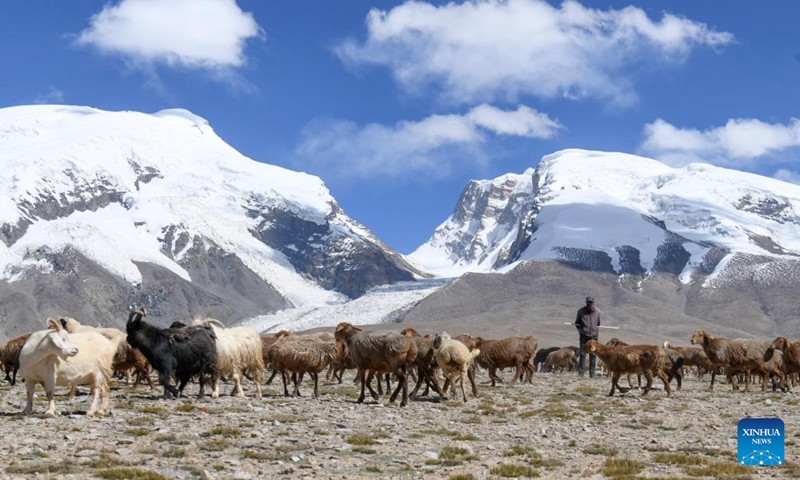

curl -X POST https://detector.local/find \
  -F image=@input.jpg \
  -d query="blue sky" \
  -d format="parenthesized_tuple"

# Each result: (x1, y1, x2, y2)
(1, 0, 799, 254)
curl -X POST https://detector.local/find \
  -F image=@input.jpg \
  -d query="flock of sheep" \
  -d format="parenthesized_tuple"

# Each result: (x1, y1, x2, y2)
(0, 308, 798, 417)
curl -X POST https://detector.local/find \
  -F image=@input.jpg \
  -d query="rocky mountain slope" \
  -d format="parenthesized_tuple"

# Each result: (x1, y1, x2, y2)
(406, 150, 800, 339)
(0, 105, 422, 339)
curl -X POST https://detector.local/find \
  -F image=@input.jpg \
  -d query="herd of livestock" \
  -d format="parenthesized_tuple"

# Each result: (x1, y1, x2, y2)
(0, 308, 798, 417)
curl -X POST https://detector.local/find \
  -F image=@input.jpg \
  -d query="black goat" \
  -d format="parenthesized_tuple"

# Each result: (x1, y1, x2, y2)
(126, 309, 217, 399)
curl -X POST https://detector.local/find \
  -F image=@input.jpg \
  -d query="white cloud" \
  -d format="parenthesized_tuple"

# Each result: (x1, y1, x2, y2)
(295, 104, 562, 179)
(334, 0, 733, 106)
(76, 0, 263, 70)
(641, 118, 800, 166)
(33, 86, 65, 104)
(774, 169, 800, 185)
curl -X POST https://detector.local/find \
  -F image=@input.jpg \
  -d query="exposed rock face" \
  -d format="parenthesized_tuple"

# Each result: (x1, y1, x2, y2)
(247, 202, 421, 299)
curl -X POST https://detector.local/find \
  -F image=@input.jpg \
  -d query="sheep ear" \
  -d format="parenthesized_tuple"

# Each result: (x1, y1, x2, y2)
(335, 323, 347, 333)
(46, 317, 62, 331)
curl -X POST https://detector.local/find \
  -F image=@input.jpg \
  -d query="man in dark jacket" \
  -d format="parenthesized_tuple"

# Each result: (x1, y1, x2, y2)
(575, 296, 601, 378)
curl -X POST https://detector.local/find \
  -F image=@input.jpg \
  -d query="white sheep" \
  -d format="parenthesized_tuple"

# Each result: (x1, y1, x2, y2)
(19, 318, 120, 416)
(193, 318, 264, 398)
(58, 316, 153, 392)
(433, 332, 481, 402)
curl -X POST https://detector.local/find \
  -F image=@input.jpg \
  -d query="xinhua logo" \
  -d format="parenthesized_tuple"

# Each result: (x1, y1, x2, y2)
(738, 418, 784, 466)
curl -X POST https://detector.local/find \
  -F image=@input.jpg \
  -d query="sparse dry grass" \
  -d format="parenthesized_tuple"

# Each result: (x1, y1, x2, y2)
(490, 463, 539, 478)
(602, 458, 645, 478)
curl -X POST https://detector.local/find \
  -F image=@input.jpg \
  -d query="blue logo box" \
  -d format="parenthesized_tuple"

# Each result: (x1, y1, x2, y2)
(738, 418, 784, 466)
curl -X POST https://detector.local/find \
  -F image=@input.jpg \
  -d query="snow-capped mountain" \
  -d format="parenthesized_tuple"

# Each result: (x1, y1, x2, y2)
(0, 105, 422, 337)
(411, 149, 800, 284)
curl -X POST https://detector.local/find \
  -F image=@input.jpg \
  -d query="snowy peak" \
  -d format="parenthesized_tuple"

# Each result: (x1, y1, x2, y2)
(412, 149, 800, 281)
(0, 105, 421, 333)
(410, 169, 536, 275)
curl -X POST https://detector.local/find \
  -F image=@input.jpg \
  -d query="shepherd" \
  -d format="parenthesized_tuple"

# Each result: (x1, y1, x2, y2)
(575, 296, 601, 378)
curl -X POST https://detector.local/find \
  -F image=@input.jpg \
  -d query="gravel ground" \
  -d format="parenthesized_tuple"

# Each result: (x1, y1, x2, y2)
(0, 369, 798, 480)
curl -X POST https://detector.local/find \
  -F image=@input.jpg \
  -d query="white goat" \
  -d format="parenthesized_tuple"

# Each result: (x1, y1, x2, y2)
(19, 318, 119, 416)
(193, 318, 264, 398)
(433, 332, 481, 402)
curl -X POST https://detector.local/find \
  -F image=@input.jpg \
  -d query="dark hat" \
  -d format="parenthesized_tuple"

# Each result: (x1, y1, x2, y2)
(585, 296, 595, 303)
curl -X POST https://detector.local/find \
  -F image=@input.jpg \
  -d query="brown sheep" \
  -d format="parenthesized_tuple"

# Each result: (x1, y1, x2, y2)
(768, 337, 800, 392)
(582, 340, 671, 397)
(1, 333, 31, 386)
(113, 342, 154, 390)
(663, 342, 713, 380)
(267, 336, 342, 397)
(334, 322, 417, 407)
(605, 338, 640, 389)
(474, 335, 538, 387)
(542, 347, 576, 373)
(690, 330, 774, 392)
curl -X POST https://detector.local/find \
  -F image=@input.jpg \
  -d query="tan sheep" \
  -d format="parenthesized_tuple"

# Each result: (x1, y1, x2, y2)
(433, 332, 480, 402)
(582, 340, 671, 397)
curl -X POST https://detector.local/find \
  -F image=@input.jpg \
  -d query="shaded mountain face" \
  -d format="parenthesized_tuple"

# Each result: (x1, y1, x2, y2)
(0, 105, 420, 337)
(411, 149, 800, 284)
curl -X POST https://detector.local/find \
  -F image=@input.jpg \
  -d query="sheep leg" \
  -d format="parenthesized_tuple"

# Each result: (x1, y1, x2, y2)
(11, 367, 18, 386)
(210, 373, 222, 398)
(43, 377, 58, 416)
(291, 373, 301, 397)
(23, 380, 36, 414)
(99, 383, 110, 415)
(365, 371, 381, 400)
(626, 374, 635, 389)
(251, 369, 263, 398)
(459, 370, 468, 402)
(158, 370, 178, 399)
(86, 380, 101, 416)
(410, 368, 426, 398)
(265, 366, 279, 385)
(708, 368, 717, 391)
(230, 370, 245, 397)
(609, 372, 620, 397)
(280, 371, 291, 397)
(510, 360, 523, 384)
(356, 368, 368, 404)
(389, 365, 409, 407)
(468, 365, 479, 397)
(197, 373, 207, 398)
(144, 369, 155, 390)
(427, 370, 445, 397)
(312, 373, 319, 398)
(489, 367, 502, 386)
(642, 370, 654, 396)
(657, 370, 671, 397)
